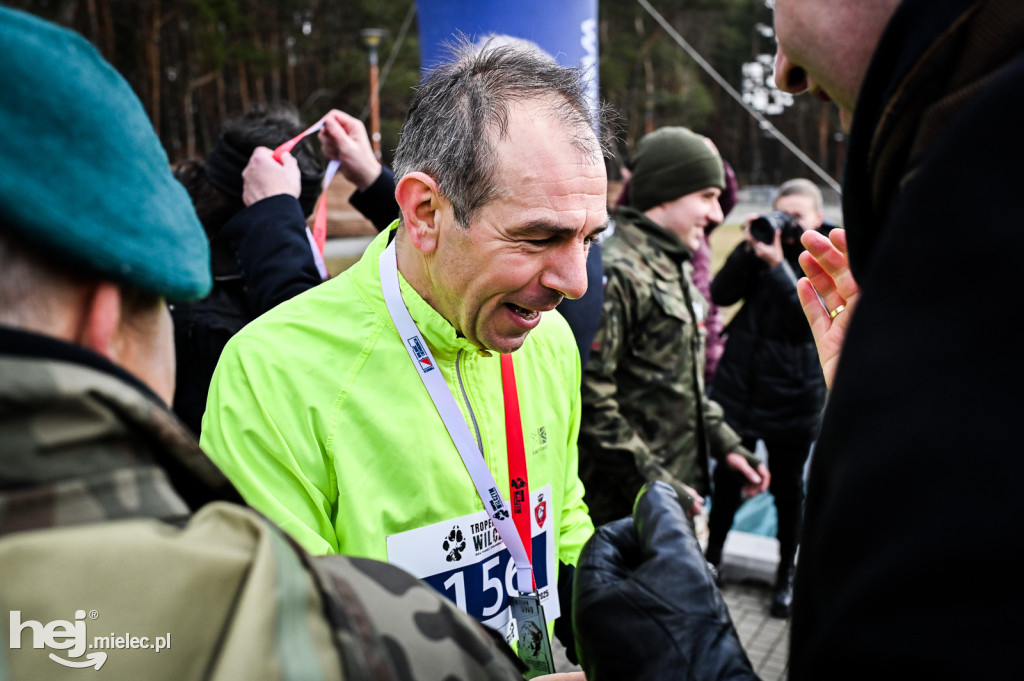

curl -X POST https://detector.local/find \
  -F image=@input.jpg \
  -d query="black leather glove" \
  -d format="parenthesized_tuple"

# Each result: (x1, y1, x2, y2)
(573, 481, 760, 681)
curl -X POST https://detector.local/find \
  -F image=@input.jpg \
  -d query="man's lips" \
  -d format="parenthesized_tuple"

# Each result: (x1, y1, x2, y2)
(504, 299, 561, 321)
(507, 303, 539, 321)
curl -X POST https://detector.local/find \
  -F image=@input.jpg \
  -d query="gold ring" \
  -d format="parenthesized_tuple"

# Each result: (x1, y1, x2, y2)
(829, 304, 846, 319)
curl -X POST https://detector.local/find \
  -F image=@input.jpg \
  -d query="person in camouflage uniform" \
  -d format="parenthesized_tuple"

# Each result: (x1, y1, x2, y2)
(579, 127, 770, 527)
(0, 8, 528, 680)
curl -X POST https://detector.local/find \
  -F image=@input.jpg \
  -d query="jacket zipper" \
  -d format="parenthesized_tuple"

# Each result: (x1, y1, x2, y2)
(455, 349, 485, 455)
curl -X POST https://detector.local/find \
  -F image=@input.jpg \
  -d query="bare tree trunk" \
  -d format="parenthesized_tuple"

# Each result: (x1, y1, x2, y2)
(217, 71, 227, 126)
(286, 29, 297, 106)
(99, 0, 115, 58)
(268, 6, 282, 103)
(818, 107, 830, 174)
(252, 28, 267, 106)
(157, 4, 183, 162)
(147, 0, 162, 135)
(57, 1, 78, 27)
(185, 72, 218, 159)
(237, 62, 250, 113)
(749, 112, 762, 184)
(643, 55, 655, 135)
(835, 133, 846, 181)
(271, 31, 282, 103)
(85, 0, 100, 49)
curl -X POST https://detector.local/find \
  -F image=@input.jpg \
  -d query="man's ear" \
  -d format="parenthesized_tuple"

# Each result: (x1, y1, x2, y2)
(396, 171, 444, 254)
(76, 282, 123, 362)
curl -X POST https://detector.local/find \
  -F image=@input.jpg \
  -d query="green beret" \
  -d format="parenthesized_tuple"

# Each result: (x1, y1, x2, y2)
(0, 7, 211, 301)
(629, 127, 725, 213)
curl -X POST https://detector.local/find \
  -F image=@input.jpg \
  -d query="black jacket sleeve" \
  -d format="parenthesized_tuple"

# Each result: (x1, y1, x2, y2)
(710, 242, 760, 307)
(348, 166, 399, 232)
(218, 194, 323, 315)
(712, 242, 806, 333)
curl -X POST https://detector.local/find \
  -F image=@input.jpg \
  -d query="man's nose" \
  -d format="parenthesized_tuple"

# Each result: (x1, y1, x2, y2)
(543, 243, 589, 301)
(774, 48, 808, 94)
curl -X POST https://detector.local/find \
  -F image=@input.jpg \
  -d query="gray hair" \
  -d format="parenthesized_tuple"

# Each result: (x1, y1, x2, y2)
(0, 229, 76, 330)
(0, 229, 158, 333)
(775, 178, 824, 213)
(393, 38, 608, 227)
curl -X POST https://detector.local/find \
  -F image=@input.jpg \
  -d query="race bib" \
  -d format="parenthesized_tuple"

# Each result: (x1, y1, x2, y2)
(386, 485, 558, 641)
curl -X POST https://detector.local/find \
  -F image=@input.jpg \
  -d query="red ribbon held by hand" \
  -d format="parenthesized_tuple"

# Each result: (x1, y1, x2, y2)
(270, 116, 340, 262)
(272, 119, 325, 163)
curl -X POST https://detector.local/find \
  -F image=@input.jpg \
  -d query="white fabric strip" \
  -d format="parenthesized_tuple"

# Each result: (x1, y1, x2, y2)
(304, 227, 329, 280)
(323, 158, 340, 188)
(379, 239, 534, 591)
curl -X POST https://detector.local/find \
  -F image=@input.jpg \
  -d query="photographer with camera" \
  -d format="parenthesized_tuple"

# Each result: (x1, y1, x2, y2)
(704, 178, 831, 618)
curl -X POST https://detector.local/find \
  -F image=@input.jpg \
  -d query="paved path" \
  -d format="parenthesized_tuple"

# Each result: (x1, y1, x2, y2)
(723, 580, 791, 681)
(718, 528, 791, 679)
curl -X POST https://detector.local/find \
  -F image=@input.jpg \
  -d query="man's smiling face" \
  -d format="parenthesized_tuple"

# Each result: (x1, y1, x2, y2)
(427, 98, 608, 354)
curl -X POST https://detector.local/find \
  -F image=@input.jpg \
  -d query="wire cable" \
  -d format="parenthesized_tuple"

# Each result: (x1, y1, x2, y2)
(637, 0, 841, 194)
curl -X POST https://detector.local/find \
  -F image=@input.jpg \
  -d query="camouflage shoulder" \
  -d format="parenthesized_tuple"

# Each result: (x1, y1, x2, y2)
(598, 245, 659, 324)
(2, 502, 525, 681)
(602, 229, 659, 287)
(305, 553, 526, 681)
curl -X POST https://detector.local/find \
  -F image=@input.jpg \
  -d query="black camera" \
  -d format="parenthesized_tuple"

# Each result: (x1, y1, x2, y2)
(749, 211, 802, 244)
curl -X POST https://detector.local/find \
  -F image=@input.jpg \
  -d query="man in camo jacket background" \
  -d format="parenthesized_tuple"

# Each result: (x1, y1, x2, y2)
(579, 127, 770, 528)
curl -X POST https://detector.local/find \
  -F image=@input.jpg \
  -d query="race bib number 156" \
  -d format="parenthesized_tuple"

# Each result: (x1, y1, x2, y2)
(386, 485, 558, 639)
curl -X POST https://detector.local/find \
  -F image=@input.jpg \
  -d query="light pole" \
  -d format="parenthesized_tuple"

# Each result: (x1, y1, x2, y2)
(360, 28, 385, 160)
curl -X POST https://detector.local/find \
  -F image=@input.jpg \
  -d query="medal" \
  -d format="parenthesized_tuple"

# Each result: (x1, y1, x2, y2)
(509, 591, 555, 677)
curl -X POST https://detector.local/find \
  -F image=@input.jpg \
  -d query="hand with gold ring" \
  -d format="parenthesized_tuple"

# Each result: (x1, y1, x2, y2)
(796, 228, 860, 390)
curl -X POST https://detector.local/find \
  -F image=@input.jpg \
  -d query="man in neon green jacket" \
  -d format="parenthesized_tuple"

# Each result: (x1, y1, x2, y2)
(200, 41, 605, 656)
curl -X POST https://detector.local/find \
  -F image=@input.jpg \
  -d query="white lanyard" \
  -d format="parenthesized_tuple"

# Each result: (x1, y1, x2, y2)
(378, 239, 534, 591)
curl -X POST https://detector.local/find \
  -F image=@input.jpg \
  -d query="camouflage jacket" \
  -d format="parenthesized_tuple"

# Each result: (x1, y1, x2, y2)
(579, 208, 753, 526)
(0, 326, 524, 680)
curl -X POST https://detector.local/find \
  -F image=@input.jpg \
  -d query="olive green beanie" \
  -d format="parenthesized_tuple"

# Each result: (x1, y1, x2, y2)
(629, 127, 725, 213)
(0, 7, 211, 301)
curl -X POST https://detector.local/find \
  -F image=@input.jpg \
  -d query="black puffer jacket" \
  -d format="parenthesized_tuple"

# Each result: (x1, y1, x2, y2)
(171, 194, 324, 436)
(709, 232, 828, 440)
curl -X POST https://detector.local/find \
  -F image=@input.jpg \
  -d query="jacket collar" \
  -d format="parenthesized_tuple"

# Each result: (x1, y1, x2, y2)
(844, 0, 986, 280)
(0, 326, 241, 524)
(612, 207, 694, 284)
(0, 324, 161, 401)
(615, 207, 693, 261)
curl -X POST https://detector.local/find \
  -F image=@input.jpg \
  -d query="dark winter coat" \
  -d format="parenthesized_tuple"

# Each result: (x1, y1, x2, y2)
(170, 194, 324, 435)
(791, 0, 1024, 678)
(709, 235, 827, 440)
